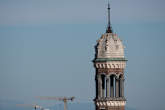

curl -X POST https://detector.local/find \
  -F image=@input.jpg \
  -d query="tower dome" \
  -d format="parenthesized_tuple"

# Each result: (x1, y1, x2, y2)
(96, 33, 124, 59)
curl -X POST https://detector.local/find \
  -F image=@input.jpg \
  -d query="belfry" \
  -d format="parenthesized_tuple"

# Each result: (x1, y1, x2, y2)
(93, 3, 127, 110)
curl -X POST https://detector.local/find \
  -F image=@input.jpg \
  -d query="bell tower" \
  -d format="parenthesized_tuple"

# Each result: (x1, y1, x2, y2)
(93, 3, 127, 110)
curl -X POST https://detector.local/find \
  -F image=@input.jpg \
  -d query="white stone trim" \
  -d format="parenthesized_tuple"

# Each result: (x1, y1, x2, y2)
(96, 101, 126, 107)
(95, 61, 126, 69)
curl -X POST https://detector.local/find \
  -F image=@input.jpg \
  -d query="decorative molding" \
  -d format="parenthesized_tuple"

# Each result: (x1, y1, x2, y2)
(96, 68, 124, 75)
(94, 58, 127, 62)
(96, 100, 126, 107)
(95, 61, 126, 69)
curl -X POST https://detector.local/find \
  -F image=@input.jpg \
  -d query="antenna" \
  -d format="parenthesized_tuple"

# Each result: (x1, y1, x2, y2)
(106, 2, 113, 33)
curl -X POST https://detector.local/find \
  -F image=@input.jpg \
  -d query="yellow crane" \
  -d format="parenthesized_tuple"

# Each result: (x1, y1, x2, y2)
(36, 96, 75, 110)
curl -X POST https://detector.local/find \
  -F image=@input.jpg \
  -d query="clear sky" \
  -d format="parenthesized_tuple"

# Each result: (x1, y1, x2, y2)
(0, 0, 165, 110)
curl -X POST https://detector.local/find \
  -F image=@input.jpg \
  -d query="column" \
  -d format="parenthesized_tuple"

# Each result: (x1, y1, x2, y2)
(119, 78, 122, 97)
(109, 76, 111, 97)
(106, 76, 110, 97)
(110, 76, 114, 97)
(115, 78, 119, 97)
(98, 74, 102, 98)
(121, 78, 124, 97)
(119, 79, 121, 97)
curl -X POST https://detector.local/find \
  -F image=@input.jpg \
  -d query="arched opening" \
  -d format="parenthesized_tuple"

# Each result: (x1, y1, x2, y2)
(101, 74, 106, 98)
(96, 73, 124, 98)
(96, 73, 107, 98)
(95, 74, 98, 98)
(119, 74, 124, 97)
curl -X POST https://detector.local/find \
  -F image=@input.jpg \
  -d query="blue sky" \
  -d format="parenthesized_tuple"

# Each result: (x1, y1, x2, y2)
(0, 0, 165, 110)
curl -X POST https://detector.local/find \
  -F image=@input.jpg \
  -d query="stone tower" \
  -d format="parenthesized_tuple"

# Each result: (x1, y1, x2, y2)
(93, 3, 127, 110)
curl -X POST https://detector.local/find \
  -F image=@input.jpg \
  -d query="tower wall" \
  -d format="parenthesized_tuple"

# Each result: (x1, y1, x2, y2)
(93, 59, 126, 110)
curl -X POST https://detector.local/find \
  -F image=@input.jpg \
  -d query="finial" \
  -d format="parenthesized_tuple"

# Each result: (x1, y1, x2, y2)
(106, 2, 113, 33)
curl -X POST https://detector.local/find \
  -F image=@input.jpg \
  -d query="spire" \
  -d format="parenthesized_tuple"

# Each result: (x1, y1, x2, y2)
(106, 2, 113, 33)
